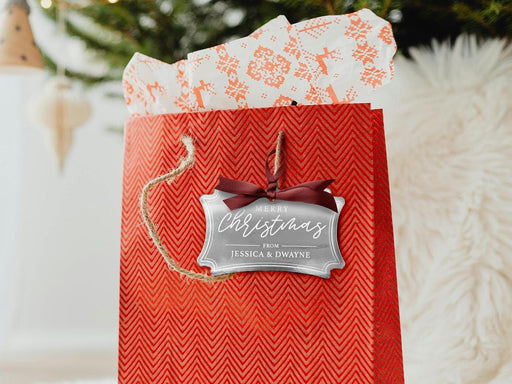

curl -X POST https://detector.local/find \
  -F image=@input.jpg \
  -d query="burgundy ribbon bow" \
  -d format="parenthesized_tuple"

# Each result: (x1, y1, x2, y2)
(215, 149, 338, 212)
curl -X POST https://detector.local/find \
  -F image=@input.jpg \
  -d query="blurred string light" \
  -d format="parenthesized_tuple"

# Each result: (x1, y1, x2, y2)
(41, 0, 52, 9)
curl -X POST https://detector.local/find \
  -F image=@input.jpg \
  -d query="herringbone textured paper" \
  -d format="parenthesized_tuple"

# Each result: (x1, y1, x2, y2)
(119, 103, 403, 383)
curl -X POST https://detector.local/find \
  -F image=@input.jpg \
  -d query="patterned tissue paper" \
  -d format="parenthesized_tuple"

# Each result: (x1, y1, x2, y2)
(123, 9, 396, 115)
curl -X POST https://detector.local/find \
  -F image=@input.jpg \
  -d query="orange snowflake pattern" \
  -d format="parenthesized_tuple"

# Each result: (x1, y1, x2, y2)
(284, 36, 301, 59)
(352, 41, 378, 66)
(345, 14, 372, 40)
(225, 78, 249, 102)
(216, 47, 240, 77)
(304, 86, 324, 104)
(251, 28, 264, 40)
(360, 66, 386, 89)
(340, 87, 358, 103)
(378, 24, 394, 45)
(247, 46, 291, 88)
(294, 62, 313, 82)
(174, 94, 189, 111)
(273, 95, 294, 107)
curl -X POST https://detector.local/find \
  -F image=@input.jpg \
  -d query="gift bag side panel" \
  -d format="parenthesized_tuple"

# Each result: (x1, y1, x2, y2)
(371, 109, 404, 383)
(119, 113, 191, 384)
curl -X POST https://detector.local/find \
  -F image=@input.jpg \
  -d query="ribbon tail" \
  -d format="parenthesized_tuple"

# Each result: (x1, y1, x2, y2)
(314, 190, 339, 212)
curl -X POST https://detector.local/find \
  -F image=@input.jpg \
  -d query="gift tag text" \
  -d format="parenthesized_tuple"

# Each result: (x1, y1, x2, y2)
(197, 190, 345, 278)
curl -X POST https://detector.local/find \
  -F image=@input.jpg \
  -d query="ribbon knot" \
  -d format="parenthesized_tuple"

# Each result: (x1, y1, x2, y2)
(215, 149, 338, 212)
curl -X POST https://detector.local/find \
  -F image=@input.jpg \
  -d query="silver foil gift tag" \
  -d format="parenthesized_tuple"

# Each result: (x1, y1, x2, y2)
(198, 190, 345, 278)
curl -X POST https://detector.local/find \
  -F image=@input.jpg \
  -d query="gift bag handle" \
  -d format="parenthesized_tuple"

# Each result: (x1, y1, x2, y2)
(140, 132, 284, 282)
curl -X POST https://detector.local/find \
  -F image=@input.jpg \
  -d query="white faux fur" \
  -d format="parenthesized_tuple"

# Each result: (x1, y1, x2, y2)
(38, 36, 512, 384)
(376, 35, 512, 384)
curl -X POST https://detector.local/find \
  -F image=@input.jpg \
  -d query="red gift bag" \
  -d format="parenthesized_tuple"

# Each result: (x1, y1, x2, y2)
(119, 103, 403, 383)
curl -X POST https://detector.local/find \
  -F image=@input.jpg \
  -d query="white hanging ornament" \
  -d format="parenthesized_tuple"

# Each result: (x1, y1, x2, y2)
(28, 76, 91, 171)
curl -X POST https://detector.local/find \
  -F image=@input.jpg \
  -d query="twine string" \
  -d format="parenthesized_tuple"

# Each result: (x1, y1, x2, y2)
(274, 130, 284, 189)
(140, 131, 285, 281)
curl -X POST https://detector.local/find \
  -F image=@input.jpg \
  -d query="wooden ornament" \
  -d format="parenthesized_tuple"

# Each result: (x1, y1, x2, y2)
(0, 0, 44, 73)
(28, 77, 91, 171)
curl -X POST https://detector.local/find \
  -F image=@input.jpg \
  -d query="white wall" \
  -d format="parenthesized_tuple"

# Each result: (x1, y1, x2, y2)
(0, 75, 25, 352)
(0, 0, 129, 357)
(0, 72, 126, 356)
